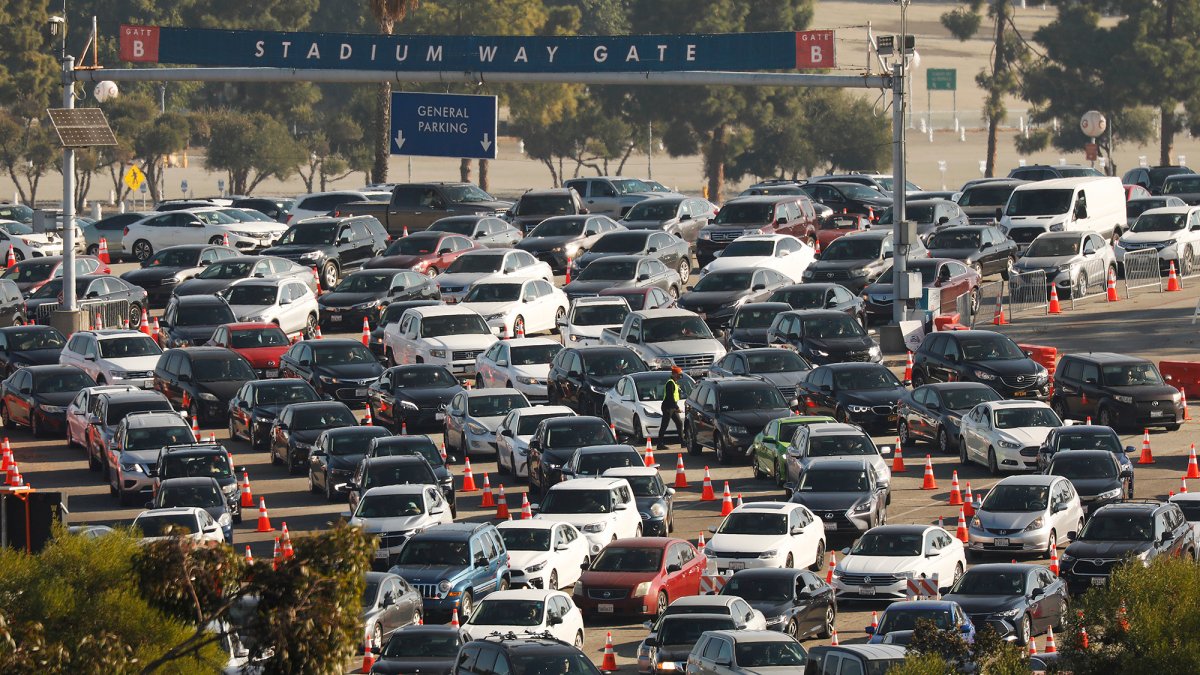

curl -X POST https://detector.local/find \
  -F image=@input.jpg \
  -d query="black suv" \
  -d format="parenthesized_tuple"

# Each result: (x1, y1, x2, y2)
(766, 309, 881, 366)
(152, 347, 256, 425)
(911, 330, 1050, 400)
(684, 376, 794, 464)
(802, 230, 913, 293)
(1060, 500, 1195, 594)
(1051, 352, 1183, 431)
(153, 443, 242, 521)
(345, 454, 446, 515)
(547, 346, 648, 417)
(527, 415, 616, 494)
(1007, 164, 1102, 181)
(262, 216, 388, 290)
(452, 633, 599, 675)
(367, 435, 456, 510)
(159, 295, 237, 348)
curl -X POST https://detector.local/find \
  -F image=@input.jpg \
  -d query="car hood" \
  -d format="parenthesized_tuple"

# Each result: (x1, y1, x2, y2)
(751, 371, 808, 390)
(728, 327, 770, 344)
(1122, 230, 1185, 244)
(942, 593, 1023, 616)
(678, 291, 741, 313)
(840, 388, 907, 406)
(233, 345, 288, 368)
(119, 448, 161, 464)
(319, 292, 380, 308)
(288, 428, 324, 445)
(106, 355, 161, 372)
(371, 657, 455, 675)
(327, 453, 366, 472)
(535, 512, 615, 530)
(387, 564, 467, 585)
(809, 260, 872, 273)
(705, 257, 775, 274)
(38, 391, 79, 407)
(460, 301, 518, 317)
(507, 549, 551, 570)
(580, 569, 658, 587)
(170, 325, 221, 342)
(645, 338, 724, 355)
(576, 251, 642, 268)
(350, 514, 431, 534)
(709, 533, 788, 553)
(1014, 254, 1080, 271)
(230, 304, 276, 320)
(195, 380, 243, 401)
(518, 236, 577, 252)
(122, 266, 194, 283)
(746, 599, 795, 618)
(976, 510, 1043, 531)
(839, 554, 925, 575)
(1107, 384, 1180, 402)
(13, 349, 63, 366)
(420, 334, 495, 351)
(250, 403, 288, 418)
(1064, 540, 1154, 558)
(1069, 477, 1123, 498)
(993, 426, 1054, 446)
(791, 492, 867, 512)
(927, 247, 981, 260)
(316, 362, 384, 380)
(806, 336, 875, 353)
(622, 219, 675, 229)
(174, 278, 235, 296)
(969, 359, 1040, 377)
(367, 254, 424, 268)
(395, 385, 460, 406)
(436, 272, 492, 289)
(467, 415, 505, 432)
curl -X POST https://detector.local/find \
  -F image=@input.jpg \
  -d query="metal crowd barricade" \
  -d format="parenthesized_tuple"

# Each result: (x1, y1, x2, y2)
(970, 280, 1005, 328)
(1065, 257, 1115, 309)
(1007, 270, 1048, 319)
(34, 298, 130, 329)
(1121, 248, 1163, 297)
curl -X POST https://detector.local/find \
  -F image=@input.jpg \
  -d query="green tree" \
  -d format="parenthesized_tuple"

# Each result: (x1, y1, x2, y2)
(203, 110, 307, 195)
(368, 0, 421, 184)
(0, 113, 57, 205)
(0, 0, 58, 121)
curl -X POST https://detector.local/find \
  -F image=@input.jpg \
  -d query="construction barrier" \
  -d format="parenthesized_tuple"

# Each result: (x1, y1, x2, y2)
(699, 574, 730, 595)
(1121, 248, 1163, 297)
(1161, 361, 1200, 399)
(1008, 270, 1049, 318)
(1019, 344, 1059, 372)
(906, 574, 941, 600)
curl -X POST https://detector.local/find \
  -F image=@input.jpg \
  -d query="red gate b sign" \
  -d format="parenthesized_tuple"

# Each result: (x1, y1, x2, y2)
(795, 30, 835, 69)
(119, 25, 161, 63)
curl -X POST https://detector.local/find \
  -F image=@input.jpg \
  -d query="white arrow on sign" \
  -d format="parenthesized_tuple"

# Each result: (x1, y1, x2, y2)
(481, 133, 492, 152)
(394, 131, 406, 151)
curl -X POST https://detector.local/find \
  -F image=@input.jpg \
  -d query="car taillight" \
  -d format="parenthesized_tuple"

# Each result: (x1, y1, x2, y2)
(285, 214, 293, 223)
(123, 227, 129, 235)
(332, 209, 342, 217)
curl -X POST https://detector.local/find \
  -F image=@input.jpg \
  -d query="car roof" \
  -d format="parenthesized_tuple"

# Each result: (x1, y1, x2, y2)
(658, 612, 736, 622)
(542, 415, 602, 427)
(809, 644, 908, 660)
(548, 477, 629, 491)
(1140, 206, 1195, 216)
(1094, 501, 1167, 514)
(960, 563, 1041, 574)
(633, 308, 694, 320)
(836, 229, 890, 240)
(83, 329, 152, 340)
(173, 294, 230, 305)
(992, 473, 1061, 487)
(1048, 449, 1115, 462)
(805, 457, 873, 471)
(100, 390, 170, 404)
(468, 387, 524, 399)
(496, 519, 556, 531)
(221, 322, 279, 332)
(577, 444, 637, 454)
(498, 337, 560, 348)
(703, 629, 794, 644)
(513, 405, 574, 417)
(807, 423, 869, 436)
(884, 600, 958, 611)
(979, 400, 1052, 410)
(411, 522, 494, 540)
(866, 524, 931, 536)
(708, 376, 778, 389)
(1061, 351, 1150, 365)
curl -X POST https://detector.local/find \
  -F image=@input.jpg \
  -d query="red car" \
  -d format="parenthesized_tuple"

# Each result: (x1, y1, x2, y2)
(573, 537, 705, 617)
(207, 323, 291, 378)
(362, 231, 479, 277)
(815, 214, 867, 252)
(1, 255, 110, 294)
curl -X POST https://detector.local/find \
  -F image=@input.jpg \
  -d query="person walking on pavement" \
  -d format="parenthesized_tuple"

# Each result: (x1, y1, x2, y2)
(657, 366, 685, 451)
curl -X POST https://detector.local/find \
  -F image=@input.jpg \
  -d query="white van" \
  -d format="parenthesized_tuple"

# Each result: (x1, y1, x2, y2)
(999, 176, 1125, 251)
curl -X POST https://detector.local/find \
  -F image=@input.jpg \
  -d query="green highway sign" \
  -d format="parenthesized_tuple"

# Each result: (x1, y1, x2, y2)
(927, 68, 956, 91)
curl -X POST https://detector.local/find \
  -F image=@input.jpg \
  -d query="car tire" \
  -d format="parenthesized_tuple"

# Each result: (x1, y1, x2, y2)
(910, 370, 925, 388)
(425, 266, 438, 277)
(715, 435, 732, 465)
(959, 438, 969, 466)
(656, 591, 668, 617)
(320, 261, 339, 290)
(1183, 247, 1196, 276)
(987, 447, 1000, 476)
(228, 417, 239, 442)
(952, 562, 964, 585)
(475, 375, 485, 389)
(86, 244, 99, 256)
(677, 260, 691, 285)
(304, 313, 318, 339)
(548, 569, 559, 590)
(209, 235, 226, 246)
(898, 421, 914, 449)
(1074, 271, 1088, 300)
(1098, 405, 1116, 430)
(810, 540, 825, 572)
(1051, 398, 1070, 422)
(87, 443, 102, 472)
(784, 553, 794, 568)
(752, 457, 765, 480)
(459, 591, 474, 620)
(633, 417, 644, 445)
(29, 412, 40, 438)
(0, 404, 12, 430)
(554, 306, 566, 330)
(270, 444, 281, 466)
(775, 459, 786, 488)
(786, 618, 799, 639)
(686, 424, 701, 456)
(498, 447, 510, 475)
(1017, 614, 1032, 646)
(818, 605, 836, 639)
(1044, 530, 1057, 560)
(132, 240, 153, 262)
(325, 474, 335, 502)
(128, 303, 143, 328)
(574, 630, 584, 650)
(308, 472, 318, 494)
(635, 525, 642, 537)
(371, 623, 383, 652)
(937, 427, 951, 454)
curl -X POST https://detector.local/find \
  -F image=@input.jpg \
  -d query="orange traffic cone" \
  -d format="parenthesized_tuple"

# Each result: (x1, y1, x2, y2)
(992, 292, 1008, 325)
(244, 545, 253, 563)
(1044, 628, 1057, 653)
(955, 507, 969, 543)
(361, 316, 371, 345)
(674, 454, 688, 488)
(1168, 261, 1182, 292)
(720, 482, 734, 516)
(495, 485, 510, 519)
(450, 607, 460, 628)
(191, 413, 199, 435)
(1049, 546, 1060, 576)
(697, 532, 706, 555)
(830, 628, 840, 646)
(1188, 444, 1200, 479)
(362, 642, 376, 673)
(565, 255, 573, 284)
(1138, 428, 1155, 464)
(1028, 638, 1038, 656)
(920, 455, 938, 490)
(1048, 283, 1062, 314)
(736, 493, 744, 509)
(256, 497, 274, 532)
(600, 631, 617, 672)
(700, 466, 715, 500)
(891, 440, 907, 473)
(240, 470, 254, 508)
(963, 481, 976, 518)
(825, 552, 836, 584)
(870, 611, 879, 633)
(1106, 267, 1119, 302)
(314, 325, 323, 339)
(903, 351, 913, 384)
(7, 463, 22, 487)
(1182, 388, 1193, 421)
(272, 538, 282, 570)
(1079, 625, 1089, 649)
(480, 473, 495, 507)
(1182, 478, 1189, 494)
(520, 492, 532, 519)
(400, 421, 407, 435)
(98, 237, 110, 264)
(222, 232, 230, 247)
(280, 522, 294, 558)
(1118, 601, 1130, 631)
(814, 237, 822, 255)
(362, 407, 373, 426)
(152, 317, 161, 345)
(4, 246, 13, 269)
(139, 308, 152, 336)
(515, 322, 525, 338)
(461, 457, 478, 491)
(644, 437, 655, 467)
(948, 471, 963, 505)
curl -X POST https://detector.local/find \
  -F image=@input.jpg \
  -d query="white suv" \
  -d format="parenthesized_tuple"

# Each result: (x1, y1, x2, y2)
(60, 329, 163, 388)
(122, 208, 287, 261)
(1116, 206, 1200, 275)
(382, 305, 498, 378)
(222, 277, 319, 336)
(559, 296, 630, 346)
(533, 477, 642, 554)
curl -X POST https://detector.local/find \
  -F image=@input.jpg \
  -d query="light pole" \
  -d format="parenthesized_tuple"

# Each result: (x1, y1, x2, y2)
(890, 0, 910, 326)
(50, 6, 78, 315)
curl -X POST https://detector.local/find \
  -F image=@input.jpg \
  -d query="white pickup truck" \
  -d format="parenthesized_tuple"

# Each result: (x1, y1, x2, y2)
(382, 305, 499, 378)
(598, 308, 726, 377)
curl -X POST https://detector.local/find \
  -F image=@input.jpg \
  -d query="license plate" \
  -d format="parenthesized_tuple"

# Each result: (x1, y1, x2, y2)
(994, 538, 1009, 547)
(859, 587, 876, 596)
(1013, 390, 1027, 397)
(445, 298, 457, 304)
(887, 415, 898, 422)
(329, 312, 341, 321)
(374, 550, 388, 559)
(264, 369, 278, 378)
(1091, 577, 1107, 586)
(598, 604, 614, 613)
(355, 388, 367, 397)
(435, 412, 445, 421)
(453, 364, 466, 372)
(1151, 410, 1166, 417)
(729, 561, 745, 570)
(824, 522, 837, 531)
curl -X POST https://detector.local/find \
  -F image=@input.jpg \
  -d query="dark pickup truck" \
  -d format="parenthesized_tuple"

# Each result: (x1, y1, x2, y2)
(333, 182, 512, 237)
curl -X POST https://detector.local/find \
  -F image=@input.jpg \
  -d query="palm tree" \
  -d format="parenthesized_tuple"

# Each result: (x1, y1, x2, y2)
(369, 0, 420, 184)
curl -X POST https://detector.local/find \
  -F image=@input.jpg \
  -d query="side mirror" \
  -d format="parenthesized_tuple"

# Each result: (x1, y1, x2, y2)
(500, 428, 513, 437)
(335, 482, 355, 492)
(644, 637, 658, 647)
(298, 359, 311, 367)
(430, 506, 445, 515)
(1067, 530, 1077, 540)
(549, 614, 564, 626)
(238, 400, 250, 410)
(666, 563, 682, 574)
(555, 541, 569, 551)
(680, 214, 692, 221)
(580, 561, 590, 570)
(83, 353, 96, 361)
(638, 274, 650, 282)
(1125, 445, 1137, 454)
(1030, 587, 1044, 599)
(178, 374, 191, 383)
(790, 526, 805, 535)
(338, 236, 351, 245)
(438, 248, 452, 255)
(752, 284, 766, 291)
(646, 247, 657, 254)
(496, 359, 509, 367)
(865, 625, 875, 635)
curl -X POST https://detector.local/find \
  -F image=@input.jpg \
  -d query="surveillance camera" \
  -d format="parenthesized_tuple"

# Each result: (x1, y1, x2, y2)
(46, 16, 65, 38)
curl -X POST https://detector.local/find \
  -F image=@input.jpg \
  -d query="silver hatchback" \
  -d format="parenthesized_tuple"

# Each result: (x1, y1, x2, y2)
(966, 474, 1084, 559)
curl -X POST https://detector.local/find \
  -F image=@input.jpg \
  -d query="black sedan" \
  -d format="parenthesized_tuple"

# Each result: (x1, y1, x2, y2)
(911, 330, 1050, 399)
(308, 425, 392, 501)
(367, 300, 443, 359)
(859, 258, 981, 323)
(317, 269, 439, 331)
(0, 364, 95, 436)
(943, 563, 1068, 645)
(0, 325, 67, 375)
(796, 363, 907, 434)
(151, 346, 256, 425)
(718, 568, 836, 641)
(562, 255, 682, 301)
(279, 338, 384, 405)
(721, 302, 794, 350)
(370, 624, 462, 675)
(678, 267, 792, 332)
(269, 400, 360, 474)
(570, 230, 692, 285)
(515, 215, 623, 274)
(367, 365, 464, 434)
(427, 214, 523, 248)
(709, 348, 812, 402)
(767, 283, 864, 324)
(896, 382, 1003, 454)
(1045, 449, 1130, 512)
(25, 275, 147, 328)
(367, 435, 456, 510)
(1036, 425, 1136, 494)
(924, 225, 1018, 278)
(119, 244, 239, 307)
(228, 378, 320, 451)
(766, 309, 881, 366)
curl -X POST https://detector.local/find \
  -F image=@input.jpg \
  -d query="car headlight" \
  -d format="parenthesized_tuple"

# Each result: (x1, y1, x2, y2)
(759, 549, 778, 560)
(645, 409, 662, 418)
(649, 503, 666, 518)
(466, 422, 488, 435)
(588, 384, 606, 394)
(699, 231, 712, 240)
(765, 614, 788, 626)
(516, 376, 539, 385)
(802, 270, 814, 280)
(218, 513, 232, 527)
(300, 251, 321, 260)
(120, 462, 144, 473)
(399, 400, 419, 411)
(109, 370, 128, 379)
(583, 522, 606, 533)
(632, 581, 651, 597)
(572, 584, 584, 597)
(319, 376, 339, 384)
(254, 414, 272, 423)
(851, 500, 873, 513)
(1034, 369, 1049, 383)
(973, 369, 996, 380)
(811, 349, 829, 357)
(1114, 395, 1133, 404)
(198, 393, 218, 402)
(484, 313, 505, 322)
(438, 580, 452, 594)
(430, 349, 447, 359)
(742, 228, 764, 236)
(351, 300, 382, 311)
(172, 338, 191, 348)
(869, 345, 881, 357)
(525, 561, 547, 573)
(649, 357, 674, 369)
(998, 438, 1021, 449)
(995, 607, 1023, 618)
(1173, 391, 1183, 402)
(970, 516, 981, 528)
(727, 424, 748, 435)
(1024, 517, 1044, 532)
(565, 243, 581, 258)
(846, 404, 871, 413)
(1097, 487, 1123, 500)
(1162, 239, 1178, 249)
(41, 405, 66, 414)
(568, 334, 582, 342)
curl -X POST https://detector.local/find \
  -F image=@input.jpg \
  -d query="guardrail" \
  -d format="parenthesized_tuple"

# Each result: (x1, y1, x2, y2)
(1008, 270, 1049, 318)
(34, 298, 131, 329)
(1122, 248, 1162, 297)
(971, 281, 1005, 328)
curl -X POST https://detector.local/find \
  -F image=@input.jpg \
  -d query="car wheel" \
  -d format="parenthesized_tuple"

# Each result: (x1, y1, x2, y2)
(425, 266, 439, 277)
(270, 444, 281, 466)
(715, 435, 732, 465)
(128, 303, 142, 328)
(910, 370, 925, 388)
(952, 563, 964, 585)
(1183, 247, 1196, 276)
(512, 315, 525, 338)
(228, 417, 239, 441)
(304, 313, 318, 339)
(371, 623, 383, 652)
(632, 417, 645, 445)
(818, 605, 836, 639)
(959, 438, 969, 466)
(987, 447, 1000, 475)
(668, 286, 679, 300)
(497, 446, 510, 475)
(1017, 614, 1032, 646)
(810, 540, 825, 571)
(785, 553, 794, 569)
(1051, 398, 1070, 422)
(475, 375, 485, 389)
(752, 457, 765, 480)
(937, 427, 951, 454)
(325, 474, 335, 502)
(86, 244, 99, 256)
(1044, 530, 1057, 560)
(775, 459, 786, 488)
(969, 287, 981, 315)
(548, 569, 559, 590)
(1167, 423, 1182, 431)
(497, 577, 510, 592)
(1098, 406, 1116, 430)
(29, 412, 40, 438)
(554, 306, 566, 329)
(132, 240, 153, 262)
(1074, 271, 1087, 299)
(458, 591, 474, 620)
(786, 618, 799, 639)
(574, 630, 584, 650)
(320, 261, 339, 290)
(686, 424, 701, 456)
(898, 421, 913, 449)
(656, 591, 668, 617)
(87, 443, 101, 471)
(635, 525, 642, 537)
(677, 260, 691, 285)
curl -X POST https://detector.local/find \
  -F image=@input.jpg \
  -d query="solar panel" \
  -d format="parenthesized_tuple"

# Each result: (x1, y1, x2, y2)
(45, 108, 117, 147)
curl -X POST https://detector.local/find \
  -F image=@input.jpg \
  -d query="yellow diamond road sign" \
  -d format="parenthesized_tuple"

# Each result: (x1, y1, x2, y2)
(123, 165, 146, 191)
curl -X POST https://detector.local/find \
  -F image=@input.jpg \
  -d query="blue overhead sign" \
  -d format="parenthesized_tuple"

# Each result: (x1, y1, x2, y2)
(391, 92, 497, 160)
(119, 25, 825, 72)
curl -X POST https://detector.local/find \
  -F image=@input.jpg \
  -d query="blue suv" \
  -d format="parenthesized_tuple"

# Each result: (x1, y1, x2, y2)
(388, 522, 509, 620)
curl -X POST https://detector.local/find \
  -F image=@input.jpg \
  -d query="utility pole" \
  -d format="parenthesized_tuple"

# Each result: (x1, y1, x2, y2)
(891, 0, 910, 326)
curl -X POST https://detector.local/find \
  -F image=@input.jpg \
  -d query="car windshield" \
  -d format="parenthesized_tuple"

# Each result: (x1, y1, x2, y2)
(797, 469, 869, 492)
(421, 314, 491, 337)
(1025, 237, 1079, 257)
(994, 407, 1060, 429)
(571, 304, 628, 326)
(334, 273, 395, 293)
(714, 203, 773, 225)
(510, 344, 561, 365)
(951, 571, 1026, 595)
(625, 201, 679, 221)
(158, 484, 224, 509)
(577, 451, 640, 475)
(1006, 189, 1073, 216)
(1051, 455, 1117, 479)
(721, 240, 778, 257)
(719, 386, 787, 411)
(583, 352, 643, 377)
(464, 283, 522, 302)
(530, 219, 585, 237)
(382, 632, 460, 658)
(546, 422, 613, 448)
(878, 204, 935, 225)
(175, 304, 236, 326)
(6, 329, 64, 351)
(733, 307, 785, 329)
(384, 236, 440, 256)
(852, 532, 922, 556)
(371, 439, 443, 466)
(159, 454, 232, 480)
(279, 223, 336, 245)
(692, 271, 752, 292)
(362, 463, 435, 489)
(768, 287, 828, 309)
(290, 406, 356, 431)
(1056, 432, 1121, 453)
(105, 400, 172, 425)
(355, 493, 425, 518)
(125, 426, 193, 451)
(135, 513, 197, 537)
(446, 254, 504, 274)
(499, 527, 551, 552)
(722, 575, 792, 601)
(588, 233, 647, 254)
(470, 394, 528, 417)
(608, 292, 647, 311)
(468, 599, 544, 627)
(1080, 514, 1154, 541)
(808, 435, 876, 457)
(196, 261, 253, 279)
(642, 317, 713, 342)
(745, 351, 807, 373)
(429, 220, 476, 235)
(510, 652, 598, 675)
(577, 259, 636, 281)
(718, 512, 787, 535)
(1164, 177, 1200, 194)
(878, 609, 952, 633)
(1131, 213, 1188, 233)
(941, 387, 1001, 411)
(800, 315, 866, 338)
(624, 474, 665, 497)
(193, 357, 255, 383)
(959, 185, 1018, 207)
(835, 368, 901, 390)
(33, 370, 94, 393)
(252, 382, 317, 405)
(230, 327, 289, 348)
(0, 221, 34, 235)
(98, 336, 162, 359)
(314, 344, 379, 365)
(327, 430, 381, 456)
(225, 285, 278, 306)
(958, 336, 1026, 361)
(393, 367, 458, 388)
(1, 260, 56, 282)
(516, 413, 566, 435)
(394, 540, 469, 566)
(736, 642, 807, 668)
(540, 488, 613, 514)
(928, 230, 982, 249)
(442, 184, 495, 204)
(658, 617, 737, 646)
(635, 376, 694, 402)
(982, 485, 1049, 512)
(1101, 363, 1163, 386)
(590, 546, 662, 572)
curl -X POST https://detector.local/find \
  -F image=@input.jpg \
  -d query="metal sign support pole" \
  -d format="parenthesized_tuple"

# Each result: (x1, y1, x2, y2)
(62, 55, 77, 312)
(892, 61, 908, 325)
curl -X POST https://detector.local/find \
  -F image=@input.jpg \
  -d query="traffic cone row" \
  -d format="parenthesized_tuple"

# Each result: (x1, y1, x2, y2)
(495, 485, 510, 519)
(240, 470, 255, 508)
(700, 466, 715, 500)
(1188, 444, 1200, 480)
(256, 497, 274, 532)
(644, 437, 655, 467)
(674, 454, 688, 488)
(948, 470, 963, 506)
(461, 457, 477, 491)
(1107, 267, 1120, 302)
(920, 455, 938, 490)
(480, 474, 494, 507)
(1138, 428, 1155, 464)
(1048, 283, 1062, 314)
(954, 507, 969, 543)
(720, 482, 734, 516)
(1168, 261, 1182, 292)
